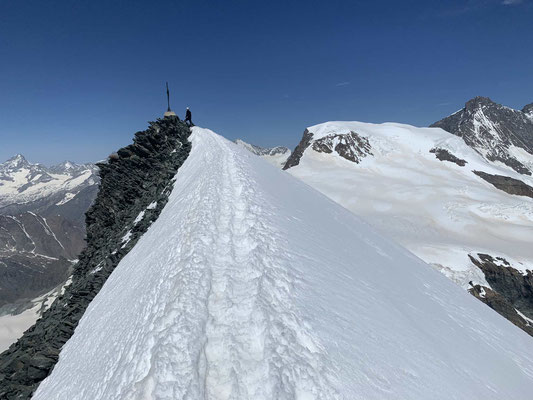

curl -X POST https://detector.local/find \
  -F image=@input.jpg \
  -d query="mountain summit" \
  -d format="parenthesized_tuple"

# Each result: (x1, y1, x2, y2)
(431, 97, 533, 175)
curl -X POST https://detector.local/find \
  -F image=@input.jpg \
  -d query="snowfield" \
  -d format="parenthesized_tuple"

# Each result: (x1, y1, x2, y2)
(287, 121, 533, 288)
(34, 127, 533, 399)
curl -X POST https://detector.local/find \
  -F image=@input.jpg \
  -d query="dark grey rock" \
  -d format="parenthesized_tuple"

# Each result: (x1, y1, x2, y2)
(429, 148, 467, 166)
(469, 284, 533, 336)
(0, 116, 191, 399)
(469, 253, 533, 337)
(283, 129, 314, 170)
(473, 170, 533, 198)
(312, 131, 372, 163)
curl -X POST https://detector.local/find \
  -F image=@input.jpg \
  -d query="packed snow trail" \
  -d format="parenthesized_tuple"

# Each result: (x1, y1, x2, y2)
(34, 128, 533, 399)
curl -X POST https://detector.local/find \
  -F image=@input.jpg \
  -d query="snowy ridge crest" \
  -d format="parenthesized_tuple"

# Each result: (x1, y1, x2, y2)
(33, 127, 533, 399)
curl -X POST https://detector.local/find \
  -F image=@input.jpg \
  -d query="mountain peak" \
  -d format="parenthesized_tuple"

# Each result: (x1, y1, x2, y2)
(464, 96, 495, 111)
(2, 154, 30, 169)
(522, 103, 533, 116)
(431, 97, 533, 175)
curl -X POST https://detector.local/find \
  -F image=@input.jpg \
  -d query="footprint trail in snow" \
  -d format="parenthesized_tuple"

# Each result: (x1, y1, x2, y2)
(34, 128, 533, 400)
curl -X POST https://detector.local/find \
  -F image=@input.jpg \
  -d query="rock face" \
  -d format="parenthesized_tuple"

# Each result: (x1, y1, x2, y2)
(469, 254, 533, 336)
(234, 139, 291, 168)
(283, 129, 314, 170)
(283, 129, 372, 169)
(469, 283, 533, 336)
(312, 131, 372, 163)
(429, 148, 467, 166)
(431, 96, 533, 175)
(473, 170, 533, 198)
(0, 156, 99, 310)
(0, 116, 191, 399)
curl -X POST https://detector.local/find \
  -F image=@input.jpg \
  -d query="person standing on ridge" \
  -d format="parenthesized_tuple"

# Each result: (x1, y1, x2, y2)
(184, 107, 193, 126)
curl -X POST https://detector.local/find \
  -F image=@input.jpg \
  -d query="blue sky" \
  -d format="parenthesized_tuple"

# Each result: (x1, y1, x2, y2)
(0, 0, 532, 165)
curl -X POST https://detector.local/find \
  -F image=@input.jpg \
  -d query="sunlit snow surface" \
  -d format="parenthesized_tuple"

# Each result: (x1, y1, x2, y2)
(34, 128, 533, 400)
(288, 121, 533, 288)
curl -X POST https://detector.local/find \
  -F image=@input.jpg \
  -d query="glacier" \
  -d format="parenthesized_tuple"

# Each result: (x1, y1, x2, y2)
(33, 127, 533, 399)
(285, 121, 533, 288)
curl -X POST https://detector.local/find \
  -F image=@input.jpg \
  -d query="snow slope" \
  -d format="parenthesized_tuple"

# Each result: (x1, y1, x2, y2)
(34, 127, 533, 400)
(286, 121, 533, 288)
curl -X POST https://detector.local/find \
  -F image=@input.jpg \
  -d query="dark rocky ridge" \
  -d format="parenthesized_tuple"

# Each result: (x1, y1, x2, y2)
(469, 284, 533, 336)
(0, 116, 191, 399)
(283, 129, 372, 169)
(312, 131, 372, 163)
(283, 129, 313, 170)
(473, 170, 533, 199)
(469, 254, 533, 337)
(431, 96, 533, 175)
(429, 148, 467, 166)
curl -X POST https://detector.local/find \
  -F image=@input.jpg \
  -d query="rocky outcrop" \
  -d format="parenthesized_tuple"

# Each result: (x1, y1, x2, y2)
(0, 116, 191, 399)
(283, 129, 313, 170)
(429, 148, 467, 166)
(473, 171, 533, 198)
(469, 284, 533, 336)
(431, 96, 533, 175)
(283, 129, 372, 169)
(312, 131, 372, 163)
(469, 254, 533, 337)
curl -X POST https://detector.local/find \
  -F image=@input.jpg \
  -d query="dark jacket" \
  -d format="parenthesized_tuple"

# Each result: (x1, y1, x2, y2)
(185, 109, 192, 120)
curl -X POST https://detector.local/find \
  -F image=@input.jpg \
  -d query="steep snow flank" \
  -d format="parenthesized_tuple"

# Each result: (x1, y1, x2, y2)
(34, 128, 533, 400)
(287, 121, 533, 288)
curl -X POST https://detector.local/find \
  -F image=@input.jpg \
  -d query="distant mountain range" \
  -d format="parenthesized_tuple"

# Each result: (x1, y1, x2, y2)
(234, 139, 291, 168)
(0, 155, 99, 350)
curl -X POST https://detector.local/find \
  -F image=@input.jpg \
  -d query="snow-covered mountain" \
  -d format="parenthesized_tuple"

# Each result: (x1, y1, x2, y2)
(284, 120, 533, 335)
(26, 127, 533, 399)
(0, 155, 99, 351)
(0, 154, 98, 211)
(234, 139, 291, 167)
(431, 96, 533, 175)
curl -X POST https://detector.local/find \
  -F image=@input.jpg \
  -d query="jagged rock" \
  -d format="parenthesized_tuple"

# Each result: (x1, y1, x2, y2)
(0, 116, 191, 399)
(431, 96, 533, 175)
(473, 170, 533, 198)
(429, 148, 467, 166)
(283, 129, 313, 170)
(312, 131, 372, 163)
(469, 253, 533, 326)
(469, 284, 533, 336)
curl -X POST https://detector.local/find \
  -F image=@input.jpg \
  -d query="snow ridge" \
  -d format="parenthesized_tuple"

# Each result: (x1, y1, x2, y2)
(34, 127, 533, 400)
(34, 129, 338, 399)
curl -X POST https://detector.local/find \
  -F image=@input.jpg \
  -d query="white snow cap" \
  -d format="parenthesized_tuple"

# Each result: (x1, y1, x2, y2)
(34, 127, 533, 400)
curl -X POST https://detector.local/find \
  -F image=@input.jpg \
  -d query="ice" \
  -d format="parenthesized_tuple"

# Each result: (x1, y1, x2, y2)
(34, 127, 533, 400)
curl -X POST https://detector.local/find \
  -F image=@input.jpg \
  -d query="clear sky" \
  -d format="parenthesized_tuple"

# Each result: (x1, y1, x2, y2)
(0, 0, 532, 165)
